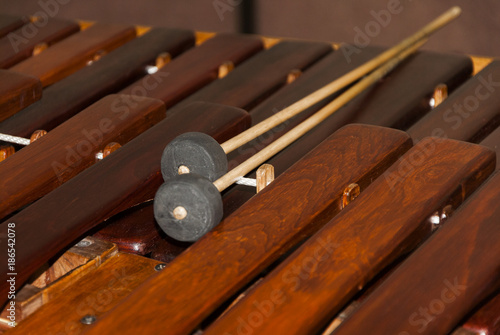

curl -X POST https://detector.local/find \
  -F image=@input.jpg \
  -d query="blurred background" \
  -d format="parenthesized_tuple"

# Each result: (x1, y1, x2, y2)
(0, 0, 498, 57)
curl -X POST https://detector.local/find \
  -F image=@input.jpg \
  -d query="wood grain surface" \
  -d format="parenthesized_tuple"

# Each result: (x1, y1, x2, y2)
(10, 23, 136, 86)
(118, 34, 265, 106)
(173, 40, 332, 111)
(6, 253, 162, 335)
(0, 31, 260, 139)
(205, 138, 495, 335)
(0, 94, 165, 219)
(0, 102, 251, 308)
(0, 69, 41, 122)
(334, 171, 500, 335)
(81, 124, 412, 335)
(0, 18, 80, 68)
(0, 237, 117, 324)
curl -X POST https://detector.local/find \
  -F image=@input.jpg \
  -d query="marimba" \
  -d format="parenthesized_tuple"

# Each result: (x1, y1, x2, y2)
(0, 12, 499, 335)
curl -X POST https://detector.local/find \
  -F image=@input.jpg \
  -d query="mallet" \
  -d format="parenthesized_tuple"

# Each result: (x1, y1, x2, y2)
(159, 7, 461, 183)
(155, 7, 461, 241)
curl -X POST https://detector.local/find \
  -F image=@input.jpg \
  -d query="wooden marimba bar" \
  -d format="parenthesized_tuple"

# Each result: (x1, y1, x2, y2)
(0, 13, 499, 335)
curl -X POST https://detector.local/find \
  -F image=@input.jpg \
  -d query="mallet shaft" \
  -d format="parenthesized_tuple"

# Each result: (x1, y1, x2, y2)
(220, 6, 461, 155)
(214, 39, 426, 192)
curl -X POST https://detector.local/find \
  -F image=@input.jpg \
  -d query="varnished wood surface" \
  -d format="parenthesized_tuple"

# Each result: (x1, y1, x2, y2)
(0, 15, 25, 38)
(93, 202, 163, 255)
(0, 27, 195, 139)
(205, 138, 495, 335)
(0, 70, 41, 122)
(173, 40, 332, 111)
(0, 94, 165, 220)
(0, 238, 117, 324)
(459, 291, 500, 335)
(335, 171, 500, 335)
(6, 253, 162, 335)
(0, 102, 251, 308)
(82, 125, 412, 335)
(30, 237, 117, 289)
(94, 200, 189, 261)
(10, 23, 136, 86)
(119, 34, 265, 106)
(408, 61, 500, 143)
(0, 18, 80, 68)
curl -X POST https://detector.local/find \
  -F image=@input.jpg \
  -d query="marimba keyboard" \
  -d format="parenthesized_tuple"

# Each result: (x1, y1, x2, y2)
(0, 13, 499, 335)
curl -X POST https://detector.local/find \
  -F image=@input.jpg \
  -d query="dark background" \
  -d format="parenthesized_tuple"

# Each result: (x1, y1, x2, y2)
(0, 0, 498, 57)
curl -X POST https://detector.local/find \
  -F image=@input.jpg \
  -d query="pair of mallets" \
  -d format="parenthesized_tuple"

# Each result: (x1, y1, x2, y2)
(154, 7, 461, 242)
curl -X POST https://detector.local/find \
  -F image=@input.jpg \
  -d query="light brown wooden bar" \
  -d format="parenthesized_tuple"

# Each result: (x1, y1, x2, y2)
(334, 171, 500, 335)
(0, 237, 117, 325)
(82, 124, 412, 335)
(0, 32, 259, 140)
(0, 94, 165, 220)
(10, 23, 136, 86)
(0, 18, 80, 68)
(204, 137, 494, 335)
(6, 253, 162, 335)
(120, 39, 331, 110)
(0, 102, 251, 309)
(0, 70, 41, 122)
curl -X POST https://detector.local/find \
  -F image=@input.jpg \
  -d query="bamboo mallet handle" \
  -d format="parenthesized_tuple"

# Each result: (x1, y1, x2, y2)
(220, 6, 461, 155)
(214, 39, 427, 192)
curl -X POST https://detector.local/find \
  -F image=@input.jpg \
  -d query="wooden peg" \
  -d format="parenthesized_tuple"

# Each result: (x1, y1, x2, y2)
(218, 61, 234, 78)
(102, 142, 121, 158)
(32, 42, 48, 56)
(286, 69, 302, 84)
(30, 129, 47, 143)
(0, 145, 15, 162)
(256, 164, 274, 193)
(87, 50, 106, 65)
(431, 83, 448, 108)
(342, 183, 360, 209)
(155, 52, 171, 69)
